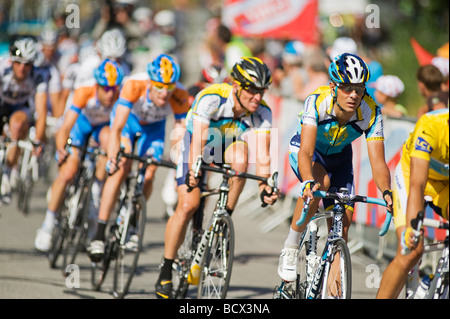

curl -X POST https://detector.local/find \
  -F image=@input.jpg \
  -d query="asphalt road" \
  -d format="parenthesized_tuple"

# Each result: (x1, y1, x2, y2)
(0, 166, 392, 302)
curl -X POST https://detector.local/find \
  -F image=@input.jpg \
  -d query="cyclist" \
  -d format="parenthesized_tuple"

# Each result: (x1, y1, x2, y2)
(0, 37, 48, 203)
(376, 108, 449, 299)
(87, 54, 189, 260)
(34, 59, 124, 252)
(155, 57, 279, 299)
(277, 53, 393, 282)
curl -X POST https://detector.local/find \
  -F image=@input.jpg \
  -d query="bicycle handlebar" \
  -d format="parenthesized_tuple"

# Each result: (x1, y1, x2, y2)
(116, 148, 176, 170)
(296, 190, 392, 236)
(186, 155, 278, 206)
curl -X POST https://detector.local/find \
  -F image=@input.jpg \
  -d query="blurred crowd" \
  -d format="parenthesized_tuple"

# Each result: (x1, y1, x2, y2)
(2, 0, 449, 119)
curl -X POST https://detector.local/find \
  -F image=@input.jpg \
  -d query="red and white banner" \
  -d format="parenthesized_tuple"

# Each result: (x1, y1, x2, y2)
(222, 0, 319, 44)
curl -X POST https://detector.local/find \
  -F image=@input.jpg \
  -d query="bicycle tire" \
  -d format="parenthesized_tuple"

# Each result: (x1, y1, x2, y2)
(172, 218, 194, 299)
(91, 223, 118, 291)
(320, 239, 352, 299)
(112, 194, 146, 299)
(48, 212, 68, 269)
(61, 184, 91, 276)
(197, 213, 235, 299)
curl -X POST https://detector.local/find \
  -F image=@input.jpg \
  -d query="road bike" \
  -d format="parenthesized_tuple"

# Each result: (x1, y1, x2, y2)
(171, 155, 278, 299)
(403, 209, 449, 299)
(91, 144, 176, 299)
(274, 188, 391, 299)
(48, 138, 105, 270)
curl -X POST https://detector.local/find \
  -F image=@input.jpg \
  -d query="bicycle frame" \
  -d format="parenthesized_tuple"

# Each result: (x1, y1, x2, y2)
(275, 188, 390, 299)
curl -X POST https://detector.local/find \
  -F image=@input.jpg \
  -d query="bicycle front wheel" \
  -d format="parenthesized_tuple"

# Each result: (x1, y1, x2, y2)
(320, 239, 352, 299)
(197, 213, 235, 299)
(62, 185, 90, 276)
(112, 194, 146, 299)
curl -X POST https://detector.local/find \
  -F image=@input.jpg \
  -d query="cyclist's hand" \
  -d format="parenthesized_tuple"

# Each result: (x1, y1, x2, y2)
(33, 141, 45, 157)
(106, 157, 119, 175)
(185, 169, 201, 190)
(260, 184, 278, 206)
(402, 226, 422, 251)
(55, 147, 69, 166)
(300, 180, 320, 201)
(383, 189, 393, 213)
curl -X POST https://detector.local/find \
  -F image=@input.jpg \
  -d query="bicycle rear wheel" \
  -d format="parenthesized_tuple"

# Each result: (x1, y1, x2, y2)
(320, 239, 352, 299)
(197, 213, 235, 299)
(112, 194, 146, 299)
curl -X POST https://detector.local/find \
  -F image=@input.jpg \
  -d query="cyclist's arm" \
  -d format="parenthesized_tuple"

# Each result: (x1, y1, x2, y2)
(55, 108, 78, 151)
(108, 104, 130, 161)
(367, 139, 393, 210)
(297, 124, 318, 199)
(189, 118, 209, 169)
(405, 156, 429, 238)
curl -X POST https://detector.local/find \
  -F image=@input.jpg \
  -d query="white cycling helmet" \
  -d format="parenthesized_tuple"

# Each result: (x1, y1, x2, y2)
(40, 28, 58, 46)
(10, 37, 38, 63)
(96, 29, 127, 59)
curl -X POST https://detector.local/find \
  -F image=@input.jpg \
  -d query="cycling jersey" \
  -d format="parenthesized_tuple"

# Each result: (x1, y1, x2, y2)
(116, 72, 189, 124)
(70, 85, 113, 126)
(113, 72, 190, 160)
(0, 58, 49, 109)
(296, 85, 384, 155)
(401, 109, 449, 181)
(393, 109, 449, 226)
(176, 83, 272, 186)
(186, 83, 272, 148)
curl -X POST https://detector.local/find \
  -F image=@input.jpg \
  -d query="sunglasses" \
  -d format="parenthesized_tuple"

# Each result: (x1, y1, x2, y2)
(243, 86, 267, 96)
(151, 81, 176, 92)
(100, 85, 119, 93)
(337, 83, 366, 95)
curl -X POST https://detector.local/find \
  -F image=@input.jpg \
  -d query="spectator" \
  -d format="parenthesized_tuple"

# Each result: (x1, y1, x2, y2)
(278, 41, 307, 100)
(372, 75, 408, 117)
(416, 64, 448, 118)
(297, 46, 329, 101)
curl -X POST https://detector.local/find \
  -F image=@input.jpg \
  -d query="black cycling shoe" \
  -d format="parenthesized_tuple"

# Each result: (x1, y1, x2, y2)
(155, 280, 173, 299)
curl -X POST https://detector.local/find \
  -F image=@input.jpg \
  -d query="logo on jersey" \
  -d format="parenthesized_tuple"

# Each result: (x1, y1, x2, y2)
(415, 136, 433, 153)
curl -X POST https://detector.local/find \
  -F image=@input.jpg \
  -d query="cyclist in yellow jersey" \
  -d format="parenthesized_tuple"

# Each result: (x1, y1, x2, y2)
(155, 57, 279, 299)
(377, 109, 449, 299)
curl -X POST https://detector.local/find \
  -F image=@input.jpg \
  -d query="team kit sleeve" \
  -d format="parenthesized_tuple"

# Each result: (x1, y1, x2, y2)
(117, 79, 145, 109)
(364, 105, 385, 141)
(69, 86, 94, 113)
(409, 118, 437, 162)
(301, 94, 319, 127)
(170, 88, 190, 120)
(190, 93, 221, 125)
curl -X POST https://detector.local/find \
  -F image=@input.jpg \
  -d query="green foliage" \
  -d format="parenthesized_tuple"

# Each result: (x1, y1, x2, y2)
(380, 0, 449, 116)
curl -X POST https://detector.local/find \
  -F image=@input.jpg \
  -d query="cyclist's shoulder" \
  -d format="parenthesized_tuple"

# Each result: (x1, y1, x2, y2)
(199, 82, 232, 98)
(170, 83, 190, 113)
(120, 73, 148, 97)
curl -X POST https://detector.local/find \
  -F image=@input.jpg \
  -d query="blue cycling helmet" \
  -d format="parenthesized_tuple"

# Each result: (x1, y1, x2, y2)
(146, 54, 181, 84)
(329, 53, 370, 84)
(94, 59, 124, 86)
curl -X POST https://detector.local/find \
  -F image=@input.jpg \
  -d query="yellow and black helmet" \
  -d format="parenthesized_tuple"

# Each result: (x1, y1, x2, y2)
(231, 57, 272, 90)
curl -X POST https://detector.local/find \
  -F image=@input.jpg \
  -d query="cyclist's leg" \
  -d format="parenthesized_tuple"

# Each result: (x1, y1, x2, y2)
(5, 108, 30, 167)
(376, 163, 424, 299)
(223, 140, 248, 211)
(35, 116, 86, 252)
(278, 134, 329, 282)
(156, 131, 200, 299)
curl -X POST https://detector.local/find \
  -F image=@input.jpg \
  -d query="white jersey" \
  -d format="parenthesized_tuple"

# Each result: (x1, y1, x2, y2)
(0, 58, 48, 110)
